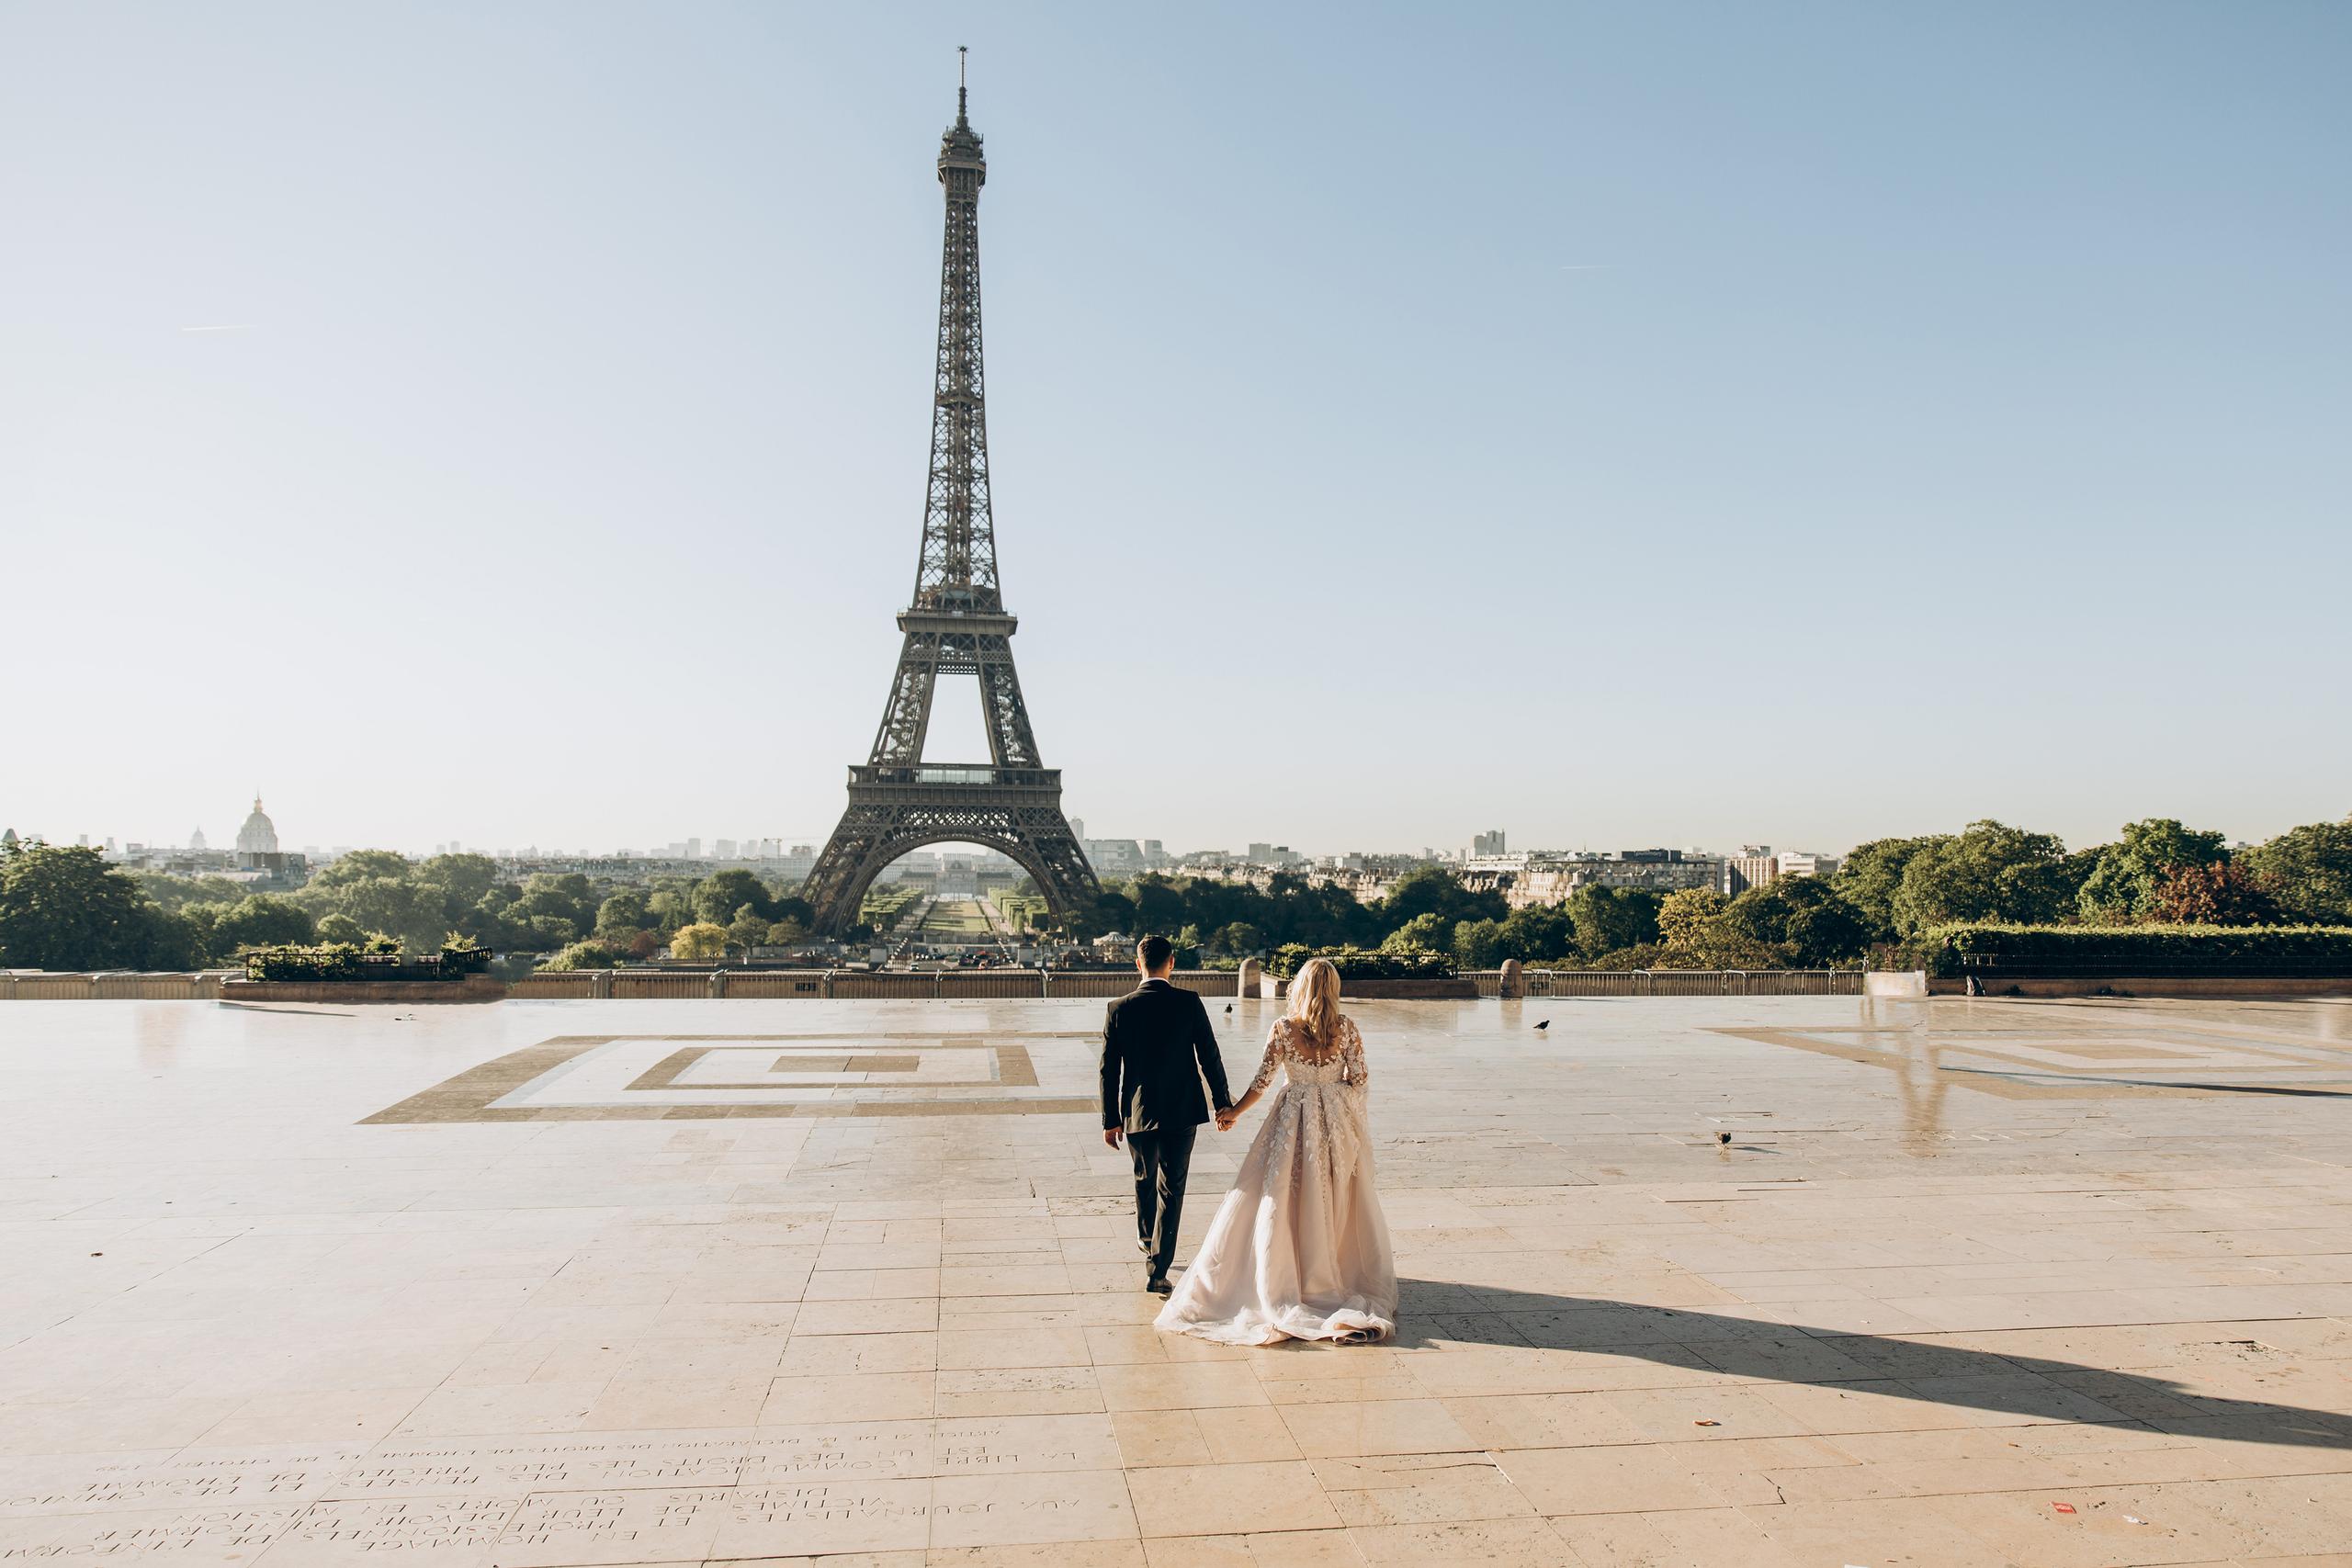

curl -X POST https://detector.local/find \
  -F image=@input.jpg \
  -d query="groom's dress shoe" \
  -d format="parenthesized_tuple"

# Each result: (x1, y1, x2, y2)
(1145, 1275, 1173, 1295)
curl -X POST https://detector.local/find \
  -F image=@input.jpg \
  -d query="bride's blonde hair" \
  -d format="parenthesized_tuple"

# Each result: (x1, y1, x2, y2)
(1287, 957, 1341, 1048)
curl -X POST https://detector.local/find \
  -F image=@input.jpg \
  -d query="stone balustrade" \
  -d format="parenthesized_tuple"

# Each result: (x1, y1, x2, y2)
(18, 967, 2340, 1002)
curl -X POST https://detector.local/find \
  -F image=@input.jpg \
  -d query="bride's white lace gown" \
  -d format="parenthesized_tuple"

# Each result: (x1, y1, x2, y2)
(1155, 1015, 1396, 1345)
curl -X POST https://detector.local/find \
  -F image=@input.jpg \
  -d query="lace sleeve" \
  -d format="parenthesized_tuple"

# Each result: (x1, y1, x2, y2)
(1340, 1017, 1368, 1087)
(1247, 1021, 1286, 1099)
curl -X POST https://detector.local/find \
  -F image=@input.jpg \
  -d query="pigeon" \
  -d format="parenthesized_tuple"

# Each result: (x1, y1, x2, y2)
(1225, 1004, 1233, 1013)
(1715, 1131, 1732, 1145)
(1533, 1020, 1551, 1032)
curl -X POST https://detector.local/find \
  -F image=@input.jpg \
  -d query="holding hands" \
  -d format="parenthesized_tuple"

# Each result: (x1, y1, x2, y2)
(1216, 1082, 1262, 1133)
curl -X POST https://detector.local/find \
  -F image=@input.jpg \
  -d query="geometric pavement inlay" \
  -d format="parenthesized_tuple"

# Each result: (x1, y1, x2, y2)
(360, 1032, 1100, 1123)
(1717, 1016, 2352, 1100)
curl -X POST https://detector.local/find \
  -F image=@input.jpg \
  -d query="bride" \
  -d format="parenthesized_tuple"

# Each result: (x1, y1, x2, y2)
(1155, 957, 1397, 1345)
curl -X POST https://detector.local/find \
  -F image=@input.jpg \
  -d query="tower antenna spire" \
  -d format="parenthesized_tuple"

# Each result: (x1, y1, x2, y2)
(956, 45, 967, 121)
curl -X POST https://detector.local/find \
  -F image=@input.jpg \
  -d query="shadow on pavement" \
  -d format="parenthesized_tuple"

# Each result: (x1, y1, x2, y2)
(1372, 1279, 2352, 1450)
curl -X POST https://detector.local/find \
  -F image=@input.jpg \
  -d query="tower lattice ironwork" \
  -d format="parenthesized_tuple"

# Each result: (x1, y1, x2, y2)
(804, 59, 1098, 938)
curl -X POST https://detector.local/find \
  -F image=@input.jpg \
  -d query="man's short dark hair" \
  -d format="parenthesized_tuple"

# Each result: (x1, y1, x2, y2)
(1136, 934, 1174, 971)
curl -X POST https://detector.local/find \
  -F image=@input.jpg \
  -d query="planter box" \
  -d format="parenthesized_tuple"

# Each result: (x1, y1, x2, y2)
(221, 977, 508, 1004)
(1929, 975, 2352, 999)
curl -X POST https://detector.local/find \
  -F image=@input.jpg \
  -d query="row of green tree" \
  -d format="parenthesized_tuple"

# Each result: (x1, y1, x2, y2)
(6, 812, 2346, 974)
(1062, 814, 2352, 972)
(0, 841, 820, 973)
(1836, 817, 2351, 937)
(542, 871, 820, 968)
(1052, 865, 1668, 969)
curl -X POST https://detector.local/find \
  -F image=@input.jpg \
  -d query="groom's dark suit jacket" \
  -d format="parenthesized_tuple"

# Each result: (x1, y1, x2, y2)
(1100, 977, 1234, 1134)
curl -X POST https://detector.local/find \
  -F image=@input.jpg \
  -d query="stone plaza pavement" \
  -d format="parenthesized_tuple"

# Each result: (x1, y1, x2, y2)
(2, 995, 2349, 1567)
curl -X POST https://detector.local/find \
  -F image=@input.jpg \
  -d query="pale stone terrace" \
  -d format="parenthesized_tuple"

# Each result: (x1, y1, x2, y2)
(1, 995, 2348, 1567)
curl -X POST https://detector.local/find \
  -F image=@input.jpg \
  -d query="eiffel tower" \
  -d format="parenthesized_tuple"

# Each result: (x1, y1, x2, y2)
(804, 56, 1098, 938)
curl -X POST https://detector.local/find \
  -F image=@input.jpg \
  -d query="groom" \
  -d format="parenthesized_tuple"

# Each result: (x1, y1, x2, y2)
(1100, 934, 1234, 1293)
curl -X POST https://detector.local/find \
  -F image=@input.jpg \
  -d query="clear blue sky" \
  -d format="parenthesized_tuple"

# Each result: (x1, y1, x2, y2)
(3, 2, 2346, 858)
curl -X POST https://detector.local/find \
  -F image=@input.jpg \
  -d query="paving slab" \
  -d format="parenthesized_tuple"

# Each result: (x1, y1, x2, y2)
(2, 993, 2348, 1564)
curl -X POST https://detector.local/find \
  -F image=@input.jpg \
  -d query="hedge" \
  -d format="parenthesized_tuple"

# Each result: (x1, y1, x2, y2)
(245, 936, 489, 982)
(1905, 922, 2352, 977)
(1269, 944, 1455, 980)
(246, 942, 370, 982)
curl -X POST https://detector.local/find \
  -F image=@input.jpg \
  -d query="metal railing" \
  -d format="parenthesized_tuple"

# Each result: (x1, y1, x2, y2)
(849, 764, 1063, 791)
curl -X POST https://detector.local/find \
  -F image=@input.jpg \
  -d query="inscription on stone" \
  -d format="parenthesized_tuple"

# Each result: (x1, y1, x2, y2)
(0, 1426, 1123, 1559)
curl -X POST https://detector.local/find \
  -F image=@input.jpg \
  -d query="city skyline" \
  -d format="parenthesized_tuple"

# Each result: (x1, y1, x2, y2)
(4, 5, 2347, 855)
(3, 789, 2257, 871)
(17, 783, 1860, 866)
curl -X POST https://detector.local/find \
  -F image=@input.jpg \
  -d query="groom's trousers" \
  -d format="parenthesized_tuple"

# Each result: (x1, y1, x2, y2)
(1126, 1122, 1197, 1280)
